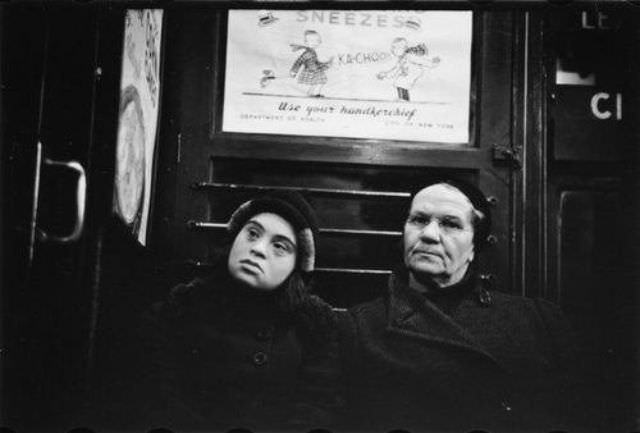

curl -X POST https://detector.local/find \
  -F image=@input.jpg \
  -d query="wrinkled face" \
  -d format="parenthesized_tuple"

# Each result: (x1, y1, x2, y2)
(403, 184, 476, 288)
(228, 212, 297, 291)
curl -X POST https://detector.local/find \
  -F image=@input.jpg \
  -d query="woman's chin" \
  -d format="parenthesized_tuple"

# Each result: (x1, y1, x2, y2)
(232, 269, 260, 288)
(236, 273, 283, 292)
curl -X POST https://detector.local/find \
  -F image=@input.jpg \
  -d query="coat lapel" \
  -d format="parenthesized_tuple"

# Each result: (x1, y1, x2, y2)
(386, 274, 500, 366)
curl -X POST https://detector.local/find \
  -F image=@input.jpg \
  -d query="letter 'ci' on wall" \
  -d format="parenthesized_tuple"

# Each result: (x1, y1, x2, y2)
(590, 92, 622, 120)
(550, 9, 630, 161)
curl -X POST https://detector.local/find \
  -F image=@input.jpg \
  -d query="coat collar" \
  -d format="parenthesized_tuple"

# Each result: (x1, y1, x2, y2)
(386, 271, 500, 366)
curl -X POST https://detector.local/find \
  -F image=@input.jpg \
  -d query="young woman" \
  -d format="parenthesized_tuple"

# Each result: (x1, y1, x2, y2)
(139, 191, 341, 431)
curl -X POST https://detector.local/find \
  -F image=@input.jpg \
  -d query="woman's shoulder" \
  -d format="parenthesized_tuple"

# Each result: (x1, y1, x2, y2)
(293, 295, 340, 350)
(299, 293, 334, 311)
(490, 290, 563, 314)
(488, 291, 573, 334)
(147, 277, 214, 322)
(348, 295, 385, 318)
(168, 277, 211, 302)
(295, 295, 337, 327)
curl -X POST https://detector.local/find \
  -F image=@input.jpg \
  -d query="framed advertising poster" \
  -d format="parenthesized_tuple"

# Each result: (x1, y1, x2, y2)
(222, 10, 472, 144)
(113, 9, 163, 246)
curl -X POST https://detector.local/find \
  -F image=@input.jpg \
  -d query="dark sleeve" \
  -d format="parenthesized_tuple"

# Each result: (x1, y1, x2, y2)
(533, 298, 599, 429)
(287, 298, 346, 428)
(534, 299, 579, 369)
(336, 307, 364, 429)
(136, 286, 205, 428)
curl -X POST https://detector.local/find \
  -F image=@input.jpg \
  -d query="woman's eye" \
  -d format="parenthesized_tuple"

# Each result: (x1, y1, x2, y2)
(409, 215, 428, 225)
(246, 228, 260, 240)
(441, 219, 462, 229)
(273, 242, 290, 255)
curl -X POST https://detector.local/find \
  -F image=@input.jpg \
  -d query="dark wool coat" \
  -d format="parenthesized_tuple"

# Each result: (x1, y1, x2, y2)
(339, 270, 587, 433)
(138, 275, 342, 432)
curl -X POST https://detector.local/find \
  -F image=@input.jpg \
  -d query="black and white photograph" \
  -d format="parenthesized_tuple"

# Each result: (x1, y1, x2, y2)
(1, 1, 639, 433)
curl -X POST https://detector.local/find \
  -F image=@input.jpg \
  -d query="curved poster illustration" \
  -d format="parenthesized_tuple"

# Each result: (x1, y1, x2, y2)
(223, 10, 472, 144)
(113, 9, 163, 245)
(114, 85, 145, 233)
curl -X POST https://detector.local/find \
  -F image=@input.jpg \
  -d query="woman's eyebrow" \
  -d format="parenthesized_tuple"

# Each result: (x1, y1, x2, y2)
(442, 214, 463, 221)
(273, 234, 296, 247)
(409, 210, 430, 217)
(410, 210, 465, 221)
(245, 220, 264, 231)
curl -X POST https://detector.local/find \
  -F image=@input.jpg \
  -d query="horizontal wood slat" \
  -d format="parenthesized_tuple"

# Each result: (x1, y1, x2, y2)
(192, 181, 411, 199)
(184, 260, 392, 276)
(187, 221, 402, 237)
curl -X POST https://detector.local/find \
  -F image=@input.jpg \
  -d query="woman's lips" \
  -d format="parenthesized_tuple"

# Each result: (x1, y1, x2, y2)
(412, 249, 442, 259)
(239, 259, 263, 273)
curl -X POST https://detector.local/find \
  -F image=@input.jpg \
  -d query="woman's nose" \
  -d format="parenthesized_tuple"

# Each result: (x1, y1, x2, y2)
(250, 239, 268, 258)
(419, 220, 440, 241)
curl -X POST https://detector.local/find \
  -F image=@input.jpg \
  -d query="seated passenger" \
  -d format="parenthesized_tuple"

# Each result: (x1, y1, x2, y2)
(339, 179, 590, 432)
(139, 191, 341, 431)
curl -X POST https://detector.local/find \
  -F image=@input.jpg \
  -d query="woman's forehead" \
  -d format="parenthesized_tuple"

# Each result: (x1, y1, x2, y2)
(410, 184, 474, 218)
(247, 212, 296, 240)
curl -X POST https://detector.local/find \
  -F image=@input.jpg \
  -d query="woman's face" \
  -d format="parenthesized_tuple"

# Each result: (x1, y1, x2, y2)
(227, 212, 298, 291)
(403, 184, 476, 288)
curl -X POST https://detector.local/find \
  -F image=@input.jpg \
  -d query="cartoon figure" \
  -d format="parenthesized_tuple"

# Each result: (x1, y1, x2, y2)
(290, 30, 334, 98)
(377, 38, 441, 102)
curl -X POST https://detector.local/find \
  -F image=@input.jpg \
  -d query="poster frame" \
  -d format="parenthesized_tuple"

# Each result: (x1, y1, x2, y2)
(208, 9, 487, 168)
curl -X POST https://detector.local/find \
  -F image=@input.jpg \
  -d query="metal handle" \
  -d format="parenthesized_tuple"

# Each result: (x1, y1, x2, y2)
(38, 157, 87, 243)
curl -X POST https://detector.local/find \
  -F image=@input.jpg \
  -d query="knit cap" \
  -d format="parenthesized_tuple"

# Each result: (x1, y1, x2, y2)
(419, 179, 492, 252)
(227, 190, 319, 274)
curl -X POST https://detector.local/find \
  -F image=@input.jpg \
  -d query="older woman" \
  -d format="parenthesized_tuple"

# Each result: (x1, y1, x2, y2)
(139, 191, 340, 431)
(340, 179, 588, 432)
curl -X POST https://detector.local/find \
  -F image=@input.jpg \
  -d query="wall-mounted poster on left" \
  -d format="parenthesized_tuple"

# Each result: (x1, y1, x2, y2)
(113, 9, 163, 245)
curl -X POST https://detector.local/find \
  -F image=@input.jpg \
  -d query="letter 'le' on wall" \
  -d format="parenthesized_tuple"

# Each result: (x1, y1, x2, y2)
(551, 10, 630, 161)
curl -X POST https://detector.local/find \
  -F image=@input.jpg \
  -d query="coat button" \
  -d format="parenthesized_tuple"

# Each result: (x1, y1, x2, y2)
(252, 351, 268, 366)
(500, 399, 513, 412)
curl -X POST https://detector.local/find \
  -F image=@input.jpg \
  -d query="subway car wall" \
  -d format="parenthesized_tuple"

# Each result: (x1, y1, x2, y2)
(1, 2, 638, 432)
